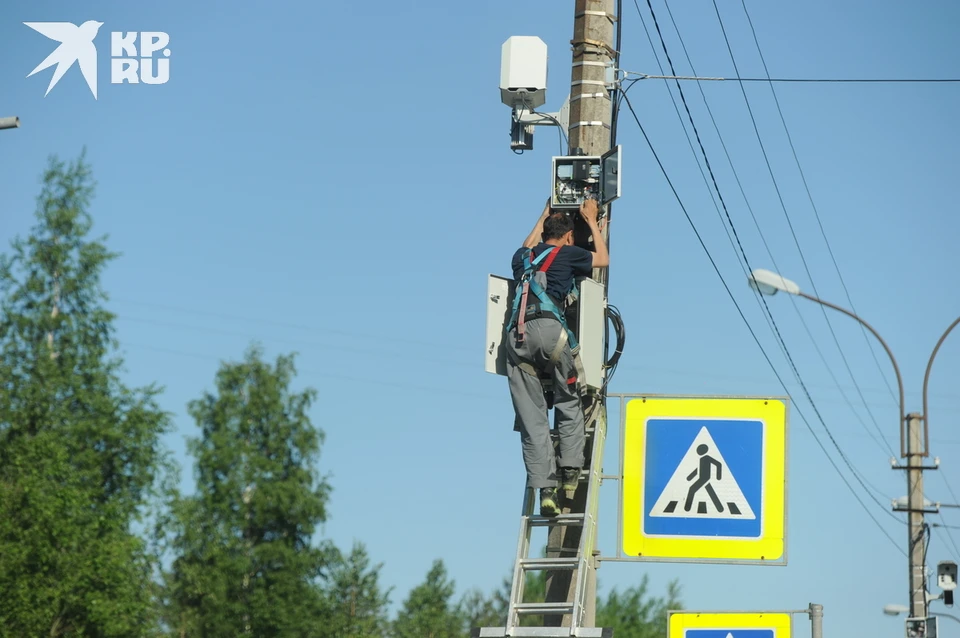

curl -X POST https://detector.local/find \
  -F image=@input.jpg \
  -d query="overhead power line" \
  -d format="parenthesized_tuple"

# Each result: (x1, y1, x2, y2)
(628, 0, 905, 550)
(644, 0, 897, 511)
(705, 0, 898, 460)
(735, 0, 902, 429)
(618, 89, 905, 556)
(656, 0, 894, 459)
(628, 73, 960, 83)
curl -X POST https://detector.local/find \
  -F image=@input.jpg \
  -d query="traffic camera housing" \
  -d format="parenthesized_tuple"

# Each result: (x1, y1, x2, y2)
(500, 36, 548, 110)
(939, 560, 957, 606)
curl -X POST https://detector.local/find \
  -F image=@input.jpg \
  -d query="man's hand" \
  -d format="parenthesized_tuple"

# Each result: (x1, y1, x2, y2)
(542, 196, 552, 218)
(579, 198, 599, 225)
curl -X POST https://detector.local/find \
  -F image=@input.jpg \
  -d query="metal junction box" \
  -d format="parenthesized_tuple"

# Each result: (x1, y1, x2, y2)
(484, 274, 605, 391)
(551, 145, 621, 210)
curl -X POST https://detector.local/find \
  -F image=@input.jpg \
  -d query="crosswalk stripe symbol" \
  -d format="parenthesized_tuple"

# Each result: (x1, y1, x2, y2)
(650, 426, 755, 520)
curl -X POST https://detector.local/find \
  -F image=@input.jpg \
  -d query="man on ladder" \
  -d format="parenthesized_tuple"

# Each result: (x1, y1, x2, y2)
(506, 197, 609, 516)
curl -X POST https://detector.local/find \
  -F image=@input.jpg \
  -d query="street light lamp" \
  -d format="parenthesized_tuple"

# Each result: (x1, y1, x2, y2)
(885, 603, 960, 627)
(748, 268, 907, 454)
(747, 267, 960, 625)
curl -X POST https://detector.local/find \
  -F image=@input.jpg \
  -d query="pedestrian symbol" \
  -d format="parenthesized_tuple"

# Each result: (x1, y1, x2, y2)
(650, 426, 756, 520)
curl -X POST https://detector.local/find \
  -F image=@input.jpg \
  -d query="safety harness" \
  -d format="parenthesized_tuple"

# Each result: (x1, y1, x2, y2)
(505, 245, 586, 409)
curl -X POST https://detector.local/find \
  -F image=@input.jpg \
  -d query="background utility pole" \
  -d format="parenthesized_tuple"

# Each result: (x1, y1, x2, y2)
(544, 0, 616, 628)
(906, 413, 928, 621)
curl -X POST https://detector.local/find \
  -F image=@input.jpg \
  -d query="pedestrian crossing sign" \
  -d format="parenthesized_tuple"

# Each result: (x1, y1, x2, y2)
(667, 611, 791, 638)
(621, 397, 787, 563)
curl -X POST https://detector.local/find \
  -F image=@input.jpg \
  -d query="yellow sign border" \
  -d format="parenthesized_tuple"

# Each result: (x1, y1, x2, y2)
(668, 611, 792, 637)
(622, 397, 786, 561)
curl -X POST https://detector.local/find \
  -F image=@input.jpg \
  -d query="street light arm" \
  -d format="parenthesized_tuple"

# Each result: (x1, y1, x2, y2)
(933, 612, 960, 625)
(796, 290, 908, 456)
(923, 316, 960, 451)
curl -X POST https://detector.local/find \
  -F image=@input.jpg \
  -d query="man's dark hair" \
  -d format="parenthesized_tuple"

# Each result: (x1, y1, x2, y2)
(542, 212, 573, 241)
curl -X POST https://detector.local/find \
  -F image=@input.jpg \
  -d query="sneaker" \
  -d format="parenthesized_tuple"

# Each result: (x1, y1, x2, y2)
(561, 467, 581, 492)
(539, 487, 559, 516)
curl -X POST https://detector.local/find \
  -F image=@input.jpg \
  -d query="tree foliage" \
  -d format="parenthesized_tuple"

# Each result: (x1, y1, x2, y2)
(0, 152, 684, 637)
(0, 151, 173, 636)
(326, 542, 391, 637)
(392, 560, 465, 638)
(596, 575, 683, 638)
(164, 345, 334, 636)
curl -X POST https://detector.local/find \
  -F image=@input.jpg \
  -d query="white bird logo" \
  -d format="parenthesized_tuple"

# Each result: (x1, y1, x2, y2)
(24, 20, 104, 99)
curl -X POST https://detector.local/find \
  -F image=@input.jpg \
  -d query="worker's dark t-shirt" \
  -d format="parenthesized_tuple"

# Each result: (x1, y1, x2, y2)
(511, 243, 594, 304)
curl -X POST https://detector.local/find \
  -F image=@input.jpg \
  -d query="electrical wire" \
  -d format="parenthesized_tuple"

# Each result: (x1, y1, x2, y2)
(529, 108, 568, 153)
(624, 73, 960, 83)
(603, 304, 625, 389)
(937, 474, 960, 559)
(736, 0, 902, 433)
(656, 0, 893, 458)
(642, 0, 899, 519)
(627, 0, 797, 383)
(731, 77, 960, 83)
(938, 512, 960, 560)
(618, 89, 905, 555)
(706, 0, 897, 458)
(122, 341, 495, 401)
(610, 0, 624, 146)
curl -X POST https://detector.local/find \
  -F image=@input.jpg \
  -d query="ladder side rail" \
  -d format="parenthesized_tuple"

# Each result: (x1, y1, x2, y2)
(571, 404, 607, 631)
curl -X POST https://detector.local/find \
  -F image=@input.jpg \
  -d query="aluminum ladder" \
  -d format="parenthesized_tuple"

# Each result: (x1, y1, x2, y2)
(472, 406, 609, 638)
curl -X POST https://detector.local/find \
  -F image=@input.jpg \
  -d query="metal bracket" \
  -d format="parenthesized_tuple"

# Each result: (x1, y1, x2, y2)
(893, 507, 941, 514)
(515, 110, 562, 127)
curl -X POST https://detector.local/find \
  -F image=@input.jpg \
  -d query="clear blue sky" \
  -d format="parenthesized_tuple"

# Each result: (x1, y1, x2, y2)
(2, 1, 960, 636)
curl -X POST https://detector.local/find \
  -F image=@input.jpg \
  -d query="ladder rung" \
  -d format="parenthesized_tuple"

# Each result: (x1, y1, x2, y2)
(515, 601, 575, 615)
(520, 557, 579, 570)
(528, 513, 585, 527)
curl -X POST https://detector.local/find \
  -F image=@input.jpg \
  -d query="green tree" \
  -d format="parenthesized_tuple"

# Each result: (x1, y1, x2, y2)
(596, 575, 682, 638)
(392, 560, 464, 638)
(326, 542, 391, 637)
(462, 562, 682, 638)
(164, 345, 334, 636)
(0, 151, 173, 636)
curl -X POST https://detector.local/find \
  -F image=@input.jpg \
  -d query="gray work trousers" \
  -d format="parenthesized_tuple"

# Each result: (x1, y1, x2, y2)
(506, 317, 586, 489)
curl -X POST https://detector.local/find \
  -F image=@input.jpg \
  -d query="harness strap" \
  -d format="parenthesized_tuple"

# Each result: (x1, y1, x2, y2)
(516, 247, 557, 344)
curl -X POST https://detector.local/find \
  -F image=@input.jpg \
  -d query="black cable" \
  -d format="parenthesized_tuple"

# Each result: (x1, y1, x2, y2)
(734, 77, 960, 83)
(737, 0, 901, 409)
(610, 0, 624, 146)
(936, 513, 960, 561)
(658, 0, 894, 458)
(646, 0, 900, 522)
(530, 109, 568, 154)
(603, 304, 625, 389)
(619, 90, 905, 555)
(632, 0, 794, 374)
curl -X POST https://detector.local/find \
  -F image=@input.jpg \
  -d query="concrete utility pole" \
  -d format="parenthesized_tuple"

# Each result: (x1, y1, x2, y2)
(544, 0, 616, 628)
(906, 413, 928, 621)
(748, 269, 960, 636)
